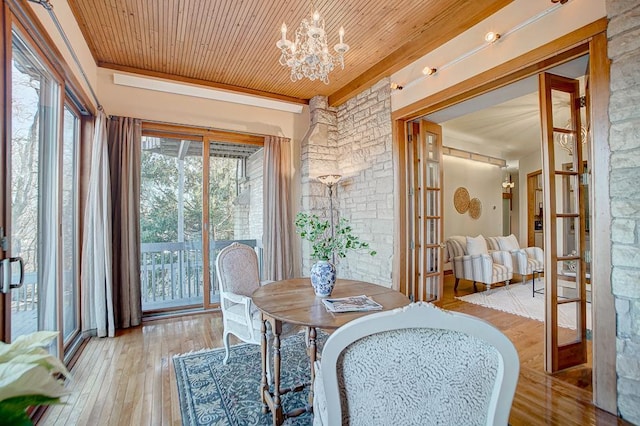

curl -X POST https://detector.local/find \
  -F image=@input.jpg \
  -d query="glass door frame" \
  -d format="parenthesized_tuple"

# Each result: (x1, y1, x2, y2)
(1, 5, 89, 367)
(1, 16, 66, 361)
(396, 119, 444, 302)
(140, 122, 266, 312)
(539, 71, 588, 372)
(139, 128, 207, 313)
(60, 101, 82, 352)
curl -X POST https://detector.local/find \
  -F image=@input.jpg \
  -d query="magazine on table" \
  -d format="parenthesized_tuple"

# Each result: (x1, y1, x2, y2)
(322, 295, 383, 313)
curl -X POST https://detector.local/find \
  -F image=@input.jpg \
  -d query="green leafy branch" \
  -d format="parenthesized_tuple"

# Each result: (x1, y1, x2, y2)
(295, 212, 376, 262)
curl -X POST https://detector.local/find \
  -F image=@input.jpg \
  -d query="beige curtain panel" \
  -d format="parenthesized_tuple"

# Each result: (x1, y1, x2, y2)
(263, 136, 293, 281)
(108, 116, 143, 329)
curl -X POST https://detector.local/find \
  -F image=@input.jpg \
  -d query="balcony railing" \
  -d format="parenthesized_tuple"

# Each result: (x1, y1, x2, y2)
(9, 240, 258, 324)
(140, 239, 261, 310)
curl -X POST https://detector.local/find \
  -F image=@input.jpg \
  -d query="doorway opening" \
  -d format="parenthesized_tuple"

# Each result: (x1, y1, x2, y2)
(404, 54, 593, 392)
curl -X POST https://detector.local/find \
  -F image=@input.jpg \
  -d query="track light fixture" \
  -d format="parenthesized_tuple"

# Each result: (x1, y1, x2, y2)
(422, 67, 437, 76)
(390, 82, 403, 90)
(484, 31, 501, 43)
(400, 2, 565, 91)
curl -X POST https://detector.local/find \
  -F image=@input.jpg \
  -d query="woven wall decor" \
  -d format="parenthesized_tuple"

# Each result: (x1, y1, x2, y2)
(469, 197, 482, 219)
(453, 187, 470, 214)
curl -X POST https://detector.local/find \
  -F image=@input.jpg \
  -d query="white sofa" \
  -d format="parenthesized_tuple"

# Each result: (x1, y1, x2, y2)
(445, 235, 513, 292)
(485, 234, 544, 282)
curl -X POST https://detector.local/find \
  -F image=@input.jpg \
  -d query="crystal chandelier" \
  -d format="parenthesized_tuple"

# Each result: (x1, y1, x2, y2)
(276, 9, 349, 84)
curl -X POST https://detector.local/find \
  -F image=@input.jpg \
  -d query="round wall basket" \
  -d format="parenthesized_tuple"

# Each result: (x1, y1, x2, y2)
(469, 198, 482, 219)
(453, 187, 470, 214)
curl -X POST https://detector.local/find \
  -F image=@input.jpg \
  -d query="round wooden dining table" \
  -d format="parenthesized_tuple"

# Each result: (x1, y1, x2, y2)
(252, 278, 411, 425)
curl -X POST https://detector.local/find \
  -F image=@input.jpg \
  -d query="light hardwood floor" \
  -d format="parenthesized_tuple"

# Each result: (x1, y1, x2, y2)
(39, 276, 628, 425)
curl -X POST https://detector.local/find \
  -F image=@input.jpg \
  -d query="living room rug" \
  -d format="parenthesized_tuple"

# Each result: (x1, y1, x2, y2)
(456, 282, 592, 330)
(173, 332, 325, 426)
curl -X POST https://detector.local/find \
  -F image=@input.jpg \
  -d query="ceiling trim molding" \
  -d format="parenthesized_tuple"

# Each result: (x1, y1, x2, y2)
(111, 71, 305, 114)
(101, 62, 308, 107)
(327, 0, 513, 107)
(443, 146, 506, 167)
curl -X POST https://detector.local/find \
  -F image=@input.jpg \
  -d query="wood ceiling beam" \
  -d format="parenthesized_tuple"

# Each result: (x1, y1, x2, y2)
(100, 62, 309, 106)
(327, 0, 513, 107)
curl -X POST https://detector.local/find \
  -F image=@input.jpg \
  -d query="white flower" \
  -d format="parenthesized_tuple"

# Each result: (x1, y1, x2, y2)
(0, 331, 71, 402)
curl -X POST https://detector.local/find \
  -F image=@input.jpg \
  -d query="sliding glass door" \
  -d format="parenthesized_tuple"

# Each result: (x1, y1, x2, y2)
(207, 141, 264, 306)
(61, 105, 80, 345)
(3, 29, 60, 354)
(0, 24, 82, 366)
(139, 135, 204, 311)
(139, 126, 265, 313)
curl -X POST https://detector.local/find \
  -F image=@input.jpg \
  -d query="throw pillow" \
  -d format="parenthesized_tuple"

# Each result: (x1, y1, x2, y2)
(498, 234, 520, 251)
(466, 235, 488, 255)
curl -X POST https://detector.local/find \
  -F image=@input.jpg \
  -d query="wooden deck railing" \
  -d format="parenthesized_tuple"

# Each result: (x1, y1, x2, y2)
(9, 240, 261, 316)
(140, 239, 261, 308)
(11, 272, 38, 312)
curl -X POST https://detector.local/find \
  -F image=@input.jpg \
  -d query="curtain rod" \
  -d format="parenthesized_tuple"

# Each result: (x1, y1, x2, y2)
(28, 0, 103, 111)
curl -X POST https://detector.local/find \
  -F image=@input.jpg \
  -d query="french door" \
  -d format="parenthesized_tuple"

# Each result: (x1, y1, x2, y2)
(405, 120, 444, 301)
(1, 25, 81, 358)
(539, 72, 589, 372)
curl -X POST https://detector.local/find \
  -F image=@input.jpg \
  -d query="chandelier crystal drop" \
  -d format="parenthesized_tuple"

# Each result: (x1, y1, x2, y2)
(276, 9, 349, 84)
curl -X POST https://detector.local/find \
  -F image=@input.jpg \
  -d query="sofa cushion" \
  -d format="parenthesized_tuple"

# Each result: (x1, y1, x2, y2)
(485, 236, 501, 251)
(498, 234, 520, 252)
(466, 235, 488, 255)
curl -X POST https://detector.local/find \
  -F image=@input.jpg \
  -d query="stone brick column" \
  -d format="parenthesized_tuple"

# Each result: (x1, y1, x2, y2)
(607, 2, 640, 423)
(299, 96, 339, 274)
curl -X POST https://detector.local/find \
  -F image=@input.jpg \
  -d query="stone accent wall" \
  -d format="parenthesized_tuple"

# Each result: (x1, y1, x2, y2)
(336, 78, 393, 286)
(298, 80, 393, 285)
(607, 1, 640, 423)
(299, 96, 340, 273)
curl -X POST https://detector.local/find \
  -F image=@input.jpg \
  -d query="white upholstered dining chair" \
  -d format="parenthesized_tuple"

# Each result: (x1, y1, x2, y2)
(216, 242, 302, 381)
(312, 302, 520, 426)
(216, 242, 269, 365)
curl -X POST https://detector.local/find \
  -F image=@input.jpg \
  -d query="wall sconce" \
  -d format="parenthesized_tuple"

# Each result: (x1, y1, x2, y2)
(484, 31, 501, 43)
(422, 67, 437, 76)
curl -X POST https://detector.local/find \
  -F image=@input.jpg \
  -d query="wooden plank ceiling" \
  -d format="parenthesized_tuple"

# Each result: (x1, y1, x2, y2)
(68, 0, 513, 105)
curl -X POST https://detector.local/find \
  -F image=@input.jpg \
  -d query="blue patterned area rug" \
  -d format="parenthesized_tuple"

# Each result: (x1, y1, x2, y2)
(173, 332, 326, 425)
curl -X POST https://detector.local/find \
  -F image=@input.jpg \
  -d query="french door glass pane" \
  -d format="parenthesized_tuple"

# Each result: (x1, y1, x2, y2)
(62, 106, 79, 342)
(10, 32, 60, 346)
(140, 136, 203, 311)
(208, 143, 264, 304)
